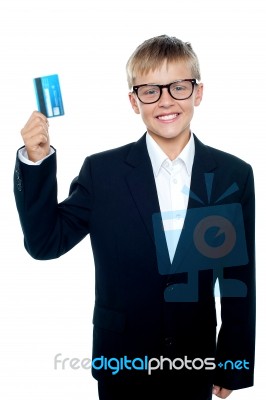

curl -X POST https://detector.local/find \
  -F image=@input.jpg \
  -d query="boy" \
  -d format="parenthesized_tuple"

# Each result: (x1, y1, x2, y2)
(14, 35, 255, 400)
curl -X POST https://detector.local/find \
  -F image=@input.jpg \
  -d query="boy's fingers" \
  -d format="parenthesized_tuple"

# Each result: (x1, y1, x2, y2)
(23, 111, 48, 130)
(213, 385, 233, 398)
(20, 111, 51, 162)
(21, 118, 49, 144)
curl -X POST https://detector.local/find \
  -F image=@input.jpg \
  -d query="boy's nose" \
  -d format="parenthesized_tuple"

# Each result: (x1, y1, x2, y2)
(158, 88, 175, 106)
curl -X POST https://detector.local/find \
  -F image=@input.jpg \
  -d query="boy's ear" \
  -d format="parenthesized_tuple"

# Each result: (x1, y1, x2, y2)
(194, 83, 204, 107)
(128, 92, 140, 114)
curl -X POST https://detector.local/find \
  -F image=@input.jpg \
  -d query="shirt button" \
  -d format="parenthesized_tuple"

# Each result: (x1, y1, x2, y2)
(173, 178, 178, 184)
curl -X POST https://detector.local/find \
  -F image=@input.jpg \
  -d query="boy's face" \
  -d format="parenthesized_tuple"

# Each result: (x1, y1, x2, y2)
(129, 60, 203, 148)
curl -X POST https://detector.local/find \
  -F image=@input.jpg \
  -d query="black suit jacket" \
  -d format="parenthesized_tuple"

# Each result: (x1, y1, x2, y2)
(14, 134, 255, 389)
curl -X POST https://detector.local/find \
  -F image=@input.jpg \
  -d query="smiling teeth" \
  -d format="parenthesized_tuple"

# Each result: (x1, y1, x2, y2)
(158, 114, 177, 120)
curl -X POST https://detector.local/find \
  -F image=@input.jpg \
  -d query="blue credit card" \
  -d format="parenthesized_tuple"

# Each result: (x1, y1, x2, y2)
(33, 74, 64, 118)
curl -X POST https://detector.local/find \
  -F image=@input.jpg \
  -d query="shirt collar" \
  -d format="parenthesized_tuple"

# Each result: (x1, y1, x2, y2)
(146, 132, 195, 177)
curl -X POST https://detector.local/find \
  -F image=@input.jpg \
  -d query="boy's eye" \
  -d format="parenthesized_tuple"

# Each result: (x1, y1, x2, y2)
(172, 85, 186, 92)
(140, 86, 160, 96)
(145, 89, 158, 95)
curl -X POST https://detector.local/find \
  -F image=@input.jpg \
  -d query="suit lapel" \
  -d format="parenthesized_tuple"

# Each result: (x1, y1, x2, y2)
(188, 135, 217, 208)
(125, 134, 161, 243)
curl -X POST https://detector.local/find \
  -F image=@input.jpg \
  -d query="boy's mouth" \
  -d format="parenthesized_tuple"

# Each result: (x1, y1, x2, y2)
(156, 113, 179, 121)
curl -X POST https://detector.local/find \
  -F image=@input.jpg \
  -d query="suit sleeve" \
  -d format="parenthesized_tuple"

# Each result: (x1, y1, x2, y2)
(214, 165, 256, 390)
(13, 148, 93, 260)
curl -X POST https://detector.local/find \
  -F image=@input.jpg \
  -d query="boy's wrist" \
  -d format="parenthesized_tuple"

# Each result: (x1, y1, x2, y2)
(18, 146, 55, 165)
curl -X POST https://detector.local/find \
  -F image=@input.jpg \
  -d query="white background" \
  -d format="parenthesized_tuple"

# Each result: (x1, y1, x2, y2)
(0, 0, 265, 398)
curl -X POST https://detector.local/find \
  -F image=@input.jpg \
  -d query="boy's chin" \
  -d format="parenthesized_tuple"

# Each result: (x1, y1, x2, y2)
(149, 131, 189, 141)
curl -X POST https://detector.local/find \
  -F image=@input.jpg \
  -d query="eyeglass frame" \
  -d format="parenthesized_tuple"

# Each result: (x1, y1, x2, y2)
(132, 79, 198, 104)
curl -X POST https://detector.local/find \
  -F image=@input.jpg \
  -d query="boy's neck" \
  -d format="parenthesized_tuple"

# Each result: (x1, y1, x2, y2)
(148, 130, 191, 161)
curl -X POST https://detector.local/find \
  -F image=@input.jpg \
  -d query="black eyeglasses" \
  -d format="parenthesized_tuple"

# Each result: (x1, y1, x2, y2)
(132, 79, 197, 104)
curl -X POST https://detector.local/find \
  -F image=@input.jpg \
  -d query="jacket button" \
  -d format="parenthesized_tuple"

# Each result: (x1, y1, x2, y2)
(164, 337, 174, 346)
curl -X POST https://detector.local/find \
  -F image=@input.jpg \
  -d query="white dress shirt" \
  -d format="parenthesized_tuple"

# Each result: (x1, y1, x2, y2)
(146, 132, 195, 262)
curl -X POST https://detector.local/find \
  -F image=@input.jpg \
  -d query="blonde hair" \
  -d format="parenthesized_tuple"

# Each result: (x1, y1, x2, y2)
(126, 35, 201, 89)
